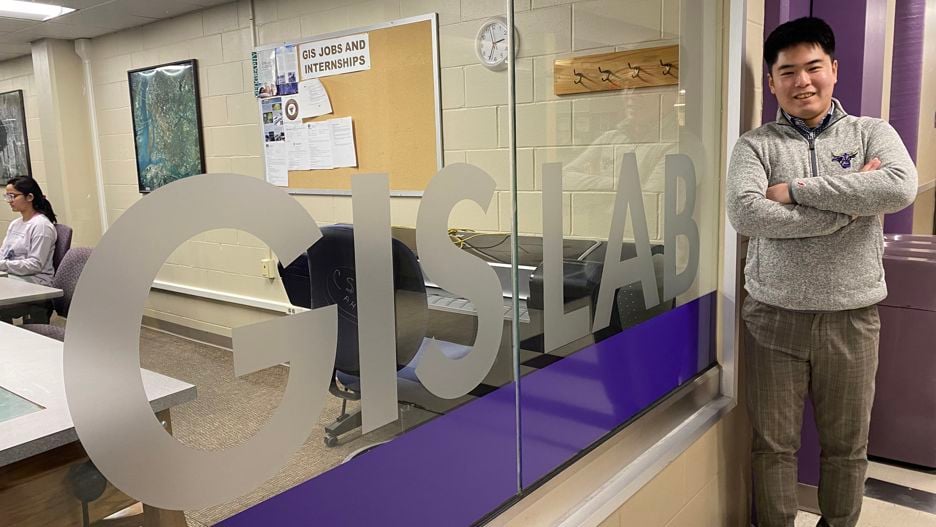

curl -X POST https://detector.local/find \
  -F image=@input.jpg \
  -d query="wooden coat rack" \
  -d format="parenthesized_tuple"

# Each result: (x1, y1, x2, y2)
(554, 44, 679, 96)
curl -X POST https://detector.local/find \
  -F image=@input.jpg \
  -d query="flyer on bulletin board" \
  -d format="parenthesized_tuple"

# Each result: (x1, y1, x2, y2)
(260, 97, 288, 186)
(252, 48, 277, 98)
(275, 44, 299, 96)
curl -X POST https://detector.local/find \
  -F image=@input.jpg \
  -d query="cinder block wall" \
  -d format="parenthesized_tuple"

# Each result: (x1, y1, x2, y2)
(0, 55, 44, 232)
(62, 0, 686, 335)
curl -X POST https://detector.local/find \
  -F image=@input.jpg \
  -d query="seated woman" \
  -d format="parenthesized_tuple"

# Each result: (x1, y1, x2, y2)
(1, 176, 58, 285)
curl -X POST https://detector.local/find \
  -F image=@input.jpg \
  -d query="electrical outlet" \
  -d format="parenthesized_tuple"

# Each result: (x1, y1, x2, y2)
(260, 258, 276, 279)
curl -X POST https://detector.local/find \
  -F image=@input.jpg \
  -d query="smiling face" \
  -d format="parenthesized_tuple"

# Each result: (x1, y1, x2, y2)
(768, 42, 838, 127)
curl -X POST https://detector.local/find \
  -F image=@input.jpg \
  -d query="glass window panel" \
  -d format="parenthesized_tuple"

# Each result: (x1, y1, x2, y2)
(511, 0, 725, 488)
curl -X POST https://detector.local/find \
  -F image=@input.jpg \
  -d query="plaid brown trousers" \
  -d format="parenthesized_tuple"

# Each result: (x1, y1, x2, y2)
(742, 296, 880, 527)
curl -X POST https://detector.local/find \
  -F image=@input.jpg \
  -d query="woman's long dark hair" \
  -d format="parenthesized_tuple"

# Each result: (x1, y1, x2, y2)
(7, 176, 57, 224)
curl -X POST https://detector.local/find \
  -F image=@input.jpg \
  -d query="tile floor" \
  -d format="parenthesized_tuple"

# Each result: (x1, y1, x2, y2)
(793, 460, 936, 527)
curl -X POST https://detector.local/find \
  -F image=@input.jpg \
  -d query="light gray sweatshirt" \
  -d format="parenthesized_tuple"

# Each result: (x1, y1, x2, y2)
(727, 99, 917, 311)
(0, 213, 57, 286)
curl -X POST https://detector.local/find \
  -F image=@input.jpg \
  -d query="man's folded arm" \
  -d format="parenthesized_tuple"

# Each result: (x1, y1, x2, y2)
(789, 120, 918, 216)
(727, 138, 852, 239)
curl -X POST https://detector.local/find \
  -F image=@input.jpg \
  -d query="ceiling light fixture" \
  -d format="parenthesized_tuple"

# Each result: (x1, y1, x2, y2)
(0, 0, 75, 22)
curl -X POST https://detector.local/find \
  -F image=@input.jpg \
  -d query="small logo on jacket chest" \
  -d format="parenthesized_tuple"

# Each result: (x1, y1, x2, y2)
(831, 152, 858, 169)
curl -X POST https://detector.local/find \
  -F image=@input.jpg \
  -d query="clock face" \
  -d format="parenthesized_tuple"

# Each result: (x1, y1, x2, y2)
(476, 19, 510, 70)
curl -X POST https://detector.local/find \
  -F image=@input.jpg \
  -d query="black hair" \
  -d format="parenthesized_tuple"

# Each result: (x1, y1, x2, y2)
(7, 175, 57, 224)
(764, 17, 836, 72)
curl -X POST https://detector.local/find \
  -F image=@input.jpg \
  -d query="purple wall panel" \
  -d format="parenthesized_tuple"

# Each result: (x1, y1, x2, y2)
(883, 0, 927, 234)
(220, 294, 717, 526)
(799, 400, 820, 486)
(811, 2, 874, 117)
(761, 0, 812, 125)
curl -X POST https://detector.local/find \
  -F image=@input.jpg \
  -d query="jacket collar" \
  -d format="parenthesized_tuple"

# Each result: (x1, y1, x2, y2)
(775, 97, 848, 128)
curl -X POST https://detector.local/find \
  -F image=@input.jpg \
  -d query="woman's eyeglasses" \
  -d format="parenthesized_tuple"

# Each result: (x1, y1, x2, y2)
(3, 193, 23, 202)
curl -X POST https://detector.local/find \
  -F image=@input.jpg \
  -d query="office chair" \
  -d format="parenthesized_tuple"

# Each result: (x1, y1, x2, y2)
(278, 225, 471, 446)
(52, 224, 73, 272)
(24, 247, 92, 341)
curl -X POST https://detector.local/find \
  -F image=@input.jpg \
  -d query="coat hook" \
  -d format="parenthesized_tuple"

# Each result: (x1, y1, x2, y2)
(598, 66, 613, 82)
(573, 69, 586, 84)
(659, 60, 673, 75)
(626, 62, 640, 78)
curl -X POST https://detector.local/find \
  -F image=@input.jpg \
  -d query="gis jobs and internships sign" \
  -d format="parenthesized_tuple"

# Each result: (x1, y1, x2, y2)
(299, 33, 370, 79)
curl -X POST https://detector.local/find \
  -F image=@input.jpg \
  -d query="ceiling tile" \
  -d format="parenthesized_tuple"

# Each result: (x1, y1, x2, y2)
(0, 0, 218, 51)
(0, 43, 31, 55)
(54, 0, 115, 9)
(0, 17, 39, 33)
(119, 0, 205, 19)
(55, 6, 157, 29)
(11, 21, 110, 42)
(187, 0, 234, 6)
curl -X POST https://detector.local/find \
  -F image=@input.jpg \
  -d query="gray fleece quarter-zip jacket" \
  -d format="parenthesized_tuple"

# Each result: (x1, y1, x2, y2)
(727, 99, 917, 311)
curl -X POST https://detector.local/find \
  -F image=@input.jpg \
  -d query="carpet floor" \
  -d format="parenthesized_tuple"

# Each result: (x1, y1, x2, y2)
(137, 326, 399, 526)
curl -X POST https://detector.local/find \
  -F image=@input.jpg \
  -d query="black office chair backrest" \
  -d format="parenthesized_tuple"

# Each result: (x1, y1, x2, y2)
(278, 225, 427, 376)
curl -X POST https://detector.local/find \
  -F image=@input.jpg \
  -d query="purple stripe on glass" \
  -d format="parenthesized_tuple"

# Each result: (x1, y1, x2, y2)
(520, 294, 716, 486)
(219, 293, 716, 526)
(218, 380, 518, 527)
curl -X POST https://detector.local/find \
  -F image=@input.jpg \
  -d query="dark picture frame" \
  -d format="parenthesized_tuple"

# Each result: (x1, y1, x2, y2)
(128, 59, 205, 193)
(0, 89, 32, 179)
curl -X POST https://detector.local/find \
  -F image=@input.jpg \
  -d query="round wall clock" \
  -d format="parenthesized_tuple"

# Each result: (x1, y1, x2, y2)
(475, 17, 515, 71)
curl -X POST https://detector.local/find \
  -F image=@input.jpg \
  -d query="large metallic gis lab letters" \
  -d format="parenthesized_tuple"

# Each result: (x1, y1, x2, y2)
(415, 163, 504, 399)
(592, 153, 660, 333)
(352, 175, 400, 433)
(64, 168, 504, 511)
(662, 154, 699, 301)
(63, 159, 693, 510)
(542, 162, 591, 351)
(543, 154, 700, 350)
(64, 174, 337, 510)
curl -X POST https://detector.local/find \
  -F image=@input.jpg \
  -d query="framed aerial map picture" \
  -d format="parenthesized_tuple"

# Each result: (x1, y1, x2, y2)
(128, 59, 205, 193)
(0, 90, 32, 179)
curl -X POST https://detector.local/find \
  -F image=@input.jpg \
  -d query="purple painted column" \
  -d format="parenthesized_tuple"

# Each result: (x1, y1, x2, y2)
(811, 0, 887, 118)
(882, 0, 927, 233)
(794, 0, 889, 491)
(761, 0, 811, 125)
(759, 0, 824, 498)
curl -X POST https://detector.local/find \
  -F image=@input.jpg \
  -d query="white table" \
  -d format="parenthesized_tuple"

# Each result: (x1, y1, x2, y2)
(0, 322, 196, 526)
(0, 276, 63, 307)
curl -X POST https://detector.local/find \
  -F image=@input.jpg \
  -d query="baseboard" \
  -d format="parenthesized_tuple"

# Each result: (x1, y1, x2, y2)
(141, 315, 233, 350)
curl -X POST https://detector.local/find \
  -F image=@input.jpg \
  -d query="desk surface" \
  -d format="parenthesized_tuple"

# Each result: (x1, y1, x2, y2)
(0, 277, 62, 307)
(0, 322, 196, 467)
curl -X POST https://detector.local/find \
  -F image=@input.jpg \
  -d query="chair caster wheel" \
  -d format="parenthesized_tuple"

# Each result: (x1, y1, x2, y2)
(324, 436, 338, 447)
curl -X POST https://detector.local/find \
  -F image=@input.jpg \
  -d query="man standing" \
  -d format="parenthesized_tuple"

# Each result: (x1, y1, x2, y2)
(726, 17, 917, 527)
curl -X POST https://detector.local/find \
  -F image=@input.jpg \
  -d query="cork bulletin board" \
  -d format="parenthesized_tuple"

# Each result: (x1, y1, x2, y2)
(257, 15, 441, 195)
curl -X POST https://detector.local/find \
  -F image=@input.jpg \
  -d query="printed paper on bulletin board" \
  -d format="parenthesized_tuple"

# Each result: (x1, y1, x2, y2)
(288, 17, 440, 193)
